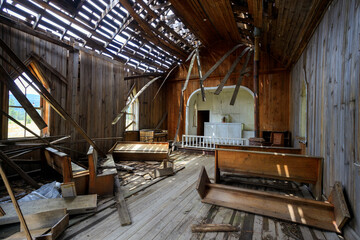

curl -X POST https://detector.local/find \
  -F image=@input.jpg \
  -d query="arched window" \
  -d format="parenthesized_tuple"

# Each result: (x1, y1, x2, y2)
(8, 63, 50, 138)
(125, 88, 139, 131)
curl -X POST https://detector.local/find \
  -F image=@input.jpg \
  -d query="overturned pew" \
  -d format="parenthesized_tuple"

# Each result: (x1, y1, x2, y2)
(214, 148, 323, 199)
(197, 166, 350, 233)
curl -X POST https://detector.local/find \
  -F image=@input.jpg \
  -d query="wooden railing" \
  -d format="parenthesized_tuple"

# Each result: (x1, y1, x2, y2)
(181, 135, 247, 149)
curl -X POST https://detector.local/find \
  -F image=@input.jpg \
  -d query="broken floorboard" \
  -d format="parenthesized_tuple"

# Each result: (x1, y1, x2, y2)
(55, 151, 341, 240)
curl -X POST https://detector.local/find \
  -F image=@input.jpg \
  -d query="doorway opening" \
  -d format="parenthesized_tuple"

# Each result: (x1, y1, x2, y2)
(197, 110, 210, 136)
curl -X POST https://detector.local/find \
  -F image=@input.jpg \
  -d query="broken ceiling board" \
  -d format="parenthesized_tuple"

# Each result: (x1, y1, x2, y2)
(197, 168, 347, 233)
(0, 195, 97, 225)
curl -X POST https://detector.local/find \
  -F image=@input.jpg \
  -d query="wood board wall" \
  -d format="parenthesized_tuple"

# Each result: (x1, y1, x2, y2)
(166, 43, 290, 141)
(0, 24, 166, 157)
(290, 0, 360, 238)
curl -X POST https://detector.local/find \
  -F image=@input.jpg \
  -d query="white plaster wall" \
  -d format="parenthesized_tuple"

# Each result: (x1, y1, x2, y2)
(187, 86, 254, 135)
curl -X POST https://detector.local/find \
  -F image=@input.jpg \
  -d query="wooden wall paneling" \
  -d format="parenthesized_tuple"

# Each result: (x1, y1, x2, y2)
(290, 0, 360, 237)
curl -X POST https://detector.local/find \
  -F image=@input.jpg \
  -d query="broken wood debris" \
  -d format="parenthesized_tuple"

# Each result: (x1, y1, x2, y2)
(191, 223, 238, 233)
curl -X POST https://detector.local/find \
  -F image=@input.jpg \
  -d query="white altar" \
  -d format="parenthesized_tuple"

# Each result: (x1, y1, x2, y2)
(204, 122, 244, 139)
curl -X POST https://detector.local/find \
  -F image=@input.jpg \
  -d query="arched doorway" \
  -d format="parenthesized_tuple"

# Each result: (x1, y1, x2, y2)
(185, 86, 255, 139)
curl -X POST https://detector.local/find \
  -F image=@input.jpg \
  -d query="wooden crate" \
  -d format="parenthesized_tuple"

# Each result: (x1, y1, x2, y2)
(140, 129, 167, 142)
(124, 130, 140, 141)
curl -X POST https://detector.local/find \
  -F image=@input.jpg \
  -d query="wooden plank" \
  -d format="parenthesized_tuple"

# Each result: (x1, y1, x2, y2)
(191, 224, 237, 233)
(114, 175, 132, 226)
(20, 209, 67, 232)
(0, 65, 47, 129)
(0, 195, 97, 225)
(197, 168, 340, 233)
(328, 182, 350, 229)
(196, 166, 210, 199)
(0, 164, 32, 240)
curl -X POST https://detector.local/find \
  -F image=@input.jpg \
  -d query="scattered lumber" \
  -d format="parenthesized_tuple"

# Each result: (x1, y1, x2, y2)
(214, 148, 323, 199)
(99, 164, 135, 172)
(191, 224, 238, 233)
(6, 209, 69, 240)
(196, 167, 350, 233)
(114, 175, 132, 226)
(0, 194, 97, 225)
(153, 167, 174, 178)
(60, 182, 77, 198)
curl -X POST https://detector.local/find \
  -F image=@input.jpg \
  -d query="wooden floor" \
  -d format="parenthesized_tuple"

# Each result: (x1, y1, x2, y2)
(59, 151, 343, 240)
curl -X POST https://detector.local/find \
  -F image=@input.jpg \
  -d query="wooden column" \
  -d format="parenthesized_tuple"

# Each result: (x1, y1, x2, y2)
(253, 28, 261, 137)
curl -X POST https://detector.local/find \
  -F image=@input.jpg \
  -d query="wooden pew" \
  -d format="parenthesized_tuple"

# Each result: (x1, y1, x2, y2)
(216, 144, 302, 154)
(44, 147, 89, 194)
(215, 148, 323, 199)
(87, 146, 117, 196)
(110, 141, 169, 162)
(197, 167, 349, 233)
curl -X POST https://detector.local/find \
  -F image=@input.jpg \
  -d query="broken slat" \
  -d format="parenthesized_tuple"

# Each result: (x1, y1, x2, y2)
(152, 64, 178, 101)
(155, 112, 168, 130)
(191, 224, 238, 233)
(0, 65, 47, 130)
(214, 46, 251, 95)
(195, 47, 205, 101)
(200, 43, 244, 83)
(114, 175, 132, 226)
(173, 53, 197, 145)
(196, 167, 348, 233)
(230, 50, 253, 105)
(113, 76, 162, 124)
(20, 209, 67, 232)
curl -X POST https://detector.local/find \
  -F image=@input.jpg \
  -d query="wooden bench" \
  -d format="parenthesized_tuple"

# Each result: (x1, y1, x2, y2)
(87, 146, 117, 196)
(216, 144, 302, 154)
(43, 147, 89, 194)
(110, 141, 169, 162)
(44, 147, 117, 196)
(197, 167, 349, 233)
(215, 148, 323, 199)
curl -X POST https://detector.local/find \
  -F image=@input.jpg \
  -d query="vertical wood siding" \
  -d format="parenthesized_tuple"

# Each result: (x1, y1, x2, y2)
(290, 0, 360, 238)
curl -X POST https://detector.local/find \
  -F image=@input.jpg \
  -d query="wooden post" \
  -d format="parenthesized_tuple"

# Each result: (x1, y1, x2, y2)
(253, 27, 261, 138)
(0, 163, 32, 240)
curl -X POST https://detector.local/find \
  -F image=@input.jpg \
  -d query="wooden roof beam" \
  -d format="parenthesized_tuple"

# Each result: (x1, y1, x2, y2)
(118, 0, 187, 60)
(135, 0, 193, 49)
(247, 0, 262, 28)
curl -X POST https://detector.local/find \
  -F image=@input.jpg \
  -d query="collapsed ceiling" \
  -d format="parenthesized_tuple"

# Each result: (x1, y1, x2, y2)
(0, 0, 332, 73)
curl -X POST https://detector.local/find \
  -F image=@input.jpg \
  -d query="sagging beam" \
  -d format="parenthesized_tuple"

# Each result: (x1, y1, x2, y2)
(124, 73, 163, 80)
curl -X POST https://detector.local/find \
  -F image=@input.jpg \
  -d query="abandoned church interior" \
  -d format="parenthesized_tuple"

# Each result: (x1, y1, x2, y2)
(0, 0, 359, 239)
